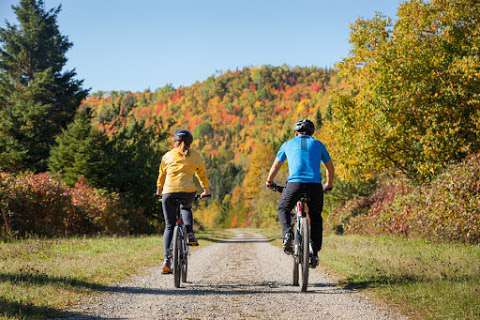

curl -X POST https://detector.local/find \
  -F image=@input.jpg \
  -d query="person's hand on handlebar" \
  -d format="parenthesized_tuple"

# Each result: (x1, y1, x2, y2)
(200, 188, 211, 199)
(265, 179, 274, 189)
(323, 183, 333, 192)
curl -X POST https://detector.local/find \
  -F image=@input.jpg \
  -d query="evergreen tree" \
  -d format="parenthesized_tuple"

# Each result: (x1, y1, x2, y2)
(48, 109, 110, 187)
(0, 0, 88, 172)
(107, 119, 165, 199)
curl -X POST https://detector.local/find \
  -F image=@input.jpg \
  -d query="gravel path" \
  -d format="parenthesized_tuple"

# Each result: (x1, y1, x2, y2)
(58, 230, 407, 320)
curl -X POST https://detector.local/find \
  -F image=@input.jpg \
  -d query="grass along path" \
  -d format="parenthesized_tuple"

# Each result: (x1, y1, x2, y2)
(0, 229, 230, 320)
(261, 229, 480, 320)
(321, 235, 480, 320)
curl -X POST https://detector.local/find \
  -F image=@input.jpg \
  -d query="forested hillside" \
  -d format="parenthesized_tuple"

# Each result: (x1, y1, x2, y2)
(81, 66, 336, 228)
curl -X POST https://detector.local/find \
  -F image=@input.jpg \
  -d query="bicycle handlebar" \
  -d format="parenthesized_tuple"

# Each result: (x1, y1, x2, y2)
(267, 182, 285, 193)
(194, 194, 211, 200)
(267, 182, 333, 193)
(154, 194, 212, 202)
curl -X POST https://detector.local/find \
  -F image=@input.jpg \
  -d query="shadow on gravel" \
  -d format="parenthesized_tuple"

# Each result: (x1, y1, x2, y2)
(197, 237, 275, 244)
(192, 281, 354, 295)
(1, 272, 354, 298)
(0, 297, 122, 320)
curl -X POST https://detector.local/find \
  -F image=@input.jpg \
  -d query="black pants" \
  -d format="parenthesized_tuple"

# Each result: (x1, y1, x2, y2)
(162, 192, 195, 259)
(278, 183, 324, 254)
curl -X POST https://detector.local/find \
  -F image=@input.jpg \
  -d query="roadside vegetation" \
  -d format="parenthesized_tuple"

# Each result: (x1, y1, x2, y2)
(0, 229, 227, 320)
(328, 152, 480, 243)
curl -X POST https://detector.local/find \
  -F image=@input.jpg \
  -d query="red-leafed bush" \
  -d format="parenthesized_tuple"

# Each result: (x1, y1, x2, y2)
(328, 179, 412, 236)
(0, 172, 128, 238)
(69, 177, 129, 235)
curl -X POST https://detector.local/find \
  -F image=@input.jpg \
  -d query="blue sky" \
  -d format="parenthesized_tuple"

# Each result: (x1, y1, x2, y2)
(0, 0, 402, 92)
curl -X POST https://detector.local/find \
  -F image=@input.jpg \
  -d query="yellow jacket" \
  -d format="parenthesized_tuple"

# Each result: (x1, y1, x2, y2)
(156, 148, 209, 194)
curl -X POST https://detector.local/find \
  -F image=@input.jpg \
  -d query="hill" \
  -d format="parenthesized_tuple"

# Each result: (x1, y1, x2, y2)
(82, 65, 337, 226)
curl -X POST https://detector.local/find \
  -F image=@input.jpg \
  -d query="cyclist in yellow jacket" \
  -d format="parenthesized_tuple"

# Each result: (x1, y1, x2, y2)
(156, 129, 210, 274)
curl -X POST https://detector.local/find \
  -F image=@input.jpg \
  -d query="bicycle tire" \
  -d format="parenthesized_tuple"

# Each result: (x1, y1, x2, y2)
(181, 254, 188, 282)
(292, 226, 299, 286)
(172, 226, 181, 288)
(300, 217, 310, 292)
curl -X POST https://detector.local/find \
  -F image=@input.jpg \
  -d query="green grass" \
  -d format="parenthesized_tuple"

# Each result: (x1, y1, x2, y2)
(259, 228, 480, 320)
(0, 229, 229, 320)
(321, 235, 480, 320)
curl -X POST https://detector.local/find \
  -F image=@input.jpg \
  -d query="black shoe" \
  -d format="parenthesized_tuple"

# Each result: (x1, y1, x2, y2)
(186, 232, 199, 246)
(283, 230, 293, 255)
(309, 254, 319, 268)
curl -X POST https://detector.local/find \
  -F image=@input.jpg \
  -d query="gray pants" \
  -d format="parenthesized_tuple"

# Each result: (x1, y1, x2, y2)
(162, 192, 195, 259)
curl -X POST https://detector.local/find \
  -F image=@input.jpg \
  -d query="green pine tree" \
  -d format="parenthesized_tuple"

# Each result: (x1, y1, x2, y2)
(48, 109, 110, 187)
(0, 0, 88, 172)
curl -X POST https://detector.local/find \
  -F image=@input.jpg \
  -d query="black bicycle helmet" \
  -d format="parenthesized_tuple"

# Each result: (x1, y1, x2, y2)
(294, 119, 315, 135)
(174, 129, 193, 146)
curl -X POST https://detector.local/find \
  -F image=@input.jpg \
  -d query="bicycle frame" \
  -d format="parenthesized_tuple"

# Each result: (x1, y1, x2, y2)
(292, 201, 300, 257)
(172, 203, 190, 288)
(293, 196, 309, 263)
(174, 215, 189, 264)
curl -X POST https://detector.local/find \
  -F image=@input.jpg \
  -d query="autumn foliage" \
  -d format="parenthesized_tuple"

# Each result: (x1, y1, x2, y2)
(82, 66, 335, 230)
(329, 153, 480, 244)
(0, 173, 129, 237)
(2, 1, 478, 243)
(326, 0, 480, 182)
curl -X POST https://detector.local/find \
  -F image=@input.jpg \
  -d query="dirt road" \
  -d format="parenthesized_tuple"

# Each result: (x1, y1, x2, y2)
(60, 230, 406, 320)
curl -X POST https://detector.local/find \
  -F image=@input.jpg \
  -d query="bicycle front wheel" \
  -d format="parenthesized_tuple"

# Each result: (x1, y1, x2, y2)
(172, 226, 182, 288)
(181, 254, 188, 282)
(300, 217, 310, 292)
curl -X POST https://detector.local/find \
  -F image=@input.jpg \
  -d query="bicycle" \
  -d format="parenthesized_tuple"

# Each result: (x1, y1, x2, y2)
(269, 182, 329, 292)
(158, 194, 210, 288)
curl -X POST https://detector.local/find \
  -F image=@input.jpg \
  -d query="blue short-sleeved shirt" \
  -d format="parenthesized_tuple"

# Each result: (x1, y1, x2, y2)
(276, 135, 331, 183)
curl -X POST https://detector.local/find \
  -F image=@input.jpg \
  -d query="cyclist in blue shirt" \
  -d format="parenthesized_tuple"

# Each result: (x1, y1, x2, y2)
(266, 119, 334, 268)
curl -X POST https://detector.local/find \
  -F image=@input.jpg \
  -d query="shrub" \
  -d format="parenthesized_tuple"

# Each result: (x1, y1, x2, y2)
(329, 153, 480, 244)
(327, 178, 412, 235)
(0, 172, 129, 238)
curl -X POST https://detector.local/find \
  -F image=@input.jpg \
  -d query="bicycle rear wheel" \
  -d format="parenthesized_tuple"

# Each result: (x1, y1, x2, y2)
(172, 226, 182, 288)
(300, 217, 310, 292)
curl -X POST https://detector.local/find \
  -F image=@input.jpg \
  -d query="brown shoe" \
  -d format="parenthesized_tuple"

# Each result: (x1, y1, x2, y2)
(161, 259, 172, 274)
(186, 232, 199, 246)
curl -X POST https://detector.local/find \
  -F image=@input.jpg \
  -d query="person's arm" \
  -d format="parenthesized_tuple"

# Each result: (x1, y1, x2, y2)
(266, 159, 283, 187)
(266, 142, 287, 187)
(156, 157, 166, 195)
(195, 158, 210, 197)
(323, 159, 335, 191)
